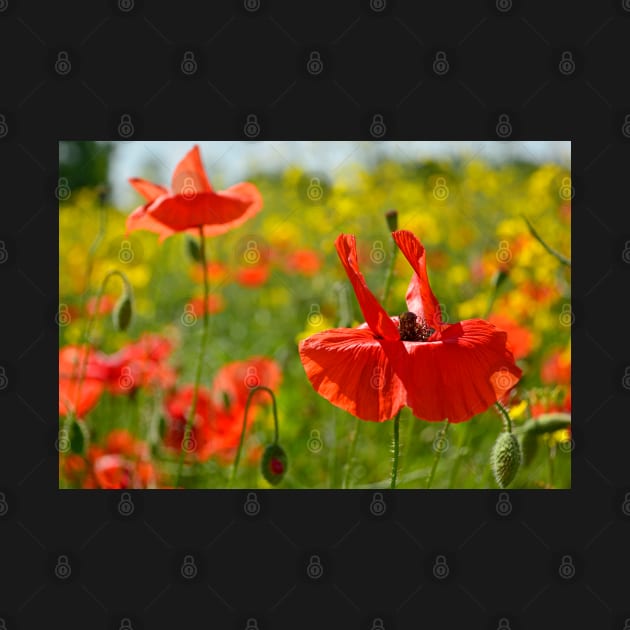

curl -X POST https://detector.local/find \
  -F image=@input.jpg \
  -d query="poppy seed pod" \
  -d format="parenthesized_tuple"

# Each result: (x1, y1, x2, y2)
(491, 432, 521, 488)
(113, 292, 133, 331)
(261, 443, 287, 485)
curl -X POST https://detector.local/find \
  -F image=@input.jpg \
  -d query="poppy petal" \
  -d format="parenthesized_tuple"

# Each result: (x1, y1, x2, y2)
(392, 230, 442, 329)
(197, 182, 263, 237)
(59, 378, 104, 417)
(394, 319, 522, 423)
(128, 177, 168, 202)
(144, 188, 260, 234)
(299, 328, 406, 421)
(171, 145, 213, 195)
(335, 234, 399, 341)
(125, 203, 176, 239)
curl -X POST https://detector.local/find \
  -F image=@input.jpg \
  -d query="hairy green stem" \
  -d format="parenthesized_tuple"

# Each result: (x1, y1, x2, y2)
(426, 420, 450, 489)
(495, 401, 513, 433)
(174, 227, 210, 486)
(342, 417, 361, 489)
(390, 410, 402, 489)
(230, 386, 279, 487)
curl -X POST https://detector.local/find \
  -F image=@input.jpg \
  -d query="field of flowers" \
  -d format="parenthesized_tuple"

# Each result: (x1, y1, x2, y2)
(58, 142, 571, 490)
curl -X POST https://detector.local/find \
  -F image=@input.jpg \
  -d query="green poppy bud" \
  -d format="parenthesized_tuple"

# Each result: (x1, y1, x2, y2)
(385, 209, 398, 232)
(70, 419, 88, 455)
(261, 443, 288, 486)
(113, 293, 133, 331)
(491, 432, 521, 488)
(516, 413, 571, 436)
(186, 235, 202, 263)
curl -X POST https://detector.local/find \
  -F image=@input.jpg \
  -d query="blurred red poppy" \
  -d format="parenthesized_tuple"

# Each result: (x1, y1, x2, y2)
(58, 345, 107, 417)
(299, 231, 522, 423)
(190, 261, 228, 284)
(211, 356, 282, 410)
(164, 357, 282, 461)
(85, 294, 116, 317)
(541, 348, 571, 385)
(235, 264, 269, 287)
(163, 385, 244, 461)
(126, 145, 263, 240)
(530, 386, 571, 418)
(189, 294, 225, 316)
(74, 430, 156, 489)
(487, 314, 533, 360)
(284, 249, 321, 276)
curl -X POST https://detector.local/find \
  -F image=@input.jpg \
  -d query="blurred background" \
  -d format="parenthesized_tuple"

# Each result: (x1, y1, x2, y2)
(59, 140, 571, 489)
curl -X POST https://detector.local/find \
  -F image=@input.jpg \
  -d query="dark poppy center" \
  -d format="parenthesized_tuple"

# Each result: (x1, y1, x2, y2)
(399, 312, 433, 342)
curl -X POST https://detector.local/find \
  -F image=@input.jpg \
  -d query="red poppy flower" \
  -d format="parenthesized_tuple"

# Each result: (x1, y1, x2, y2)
(298, 231, 522, 423)
(126, 145, 263, 240)
(59, 345, 108, 417)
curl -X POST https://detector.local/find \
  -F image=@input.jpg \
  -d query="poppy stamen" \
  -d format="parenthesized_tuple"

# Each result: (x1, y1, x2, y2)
(399, 311, 433, 342)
